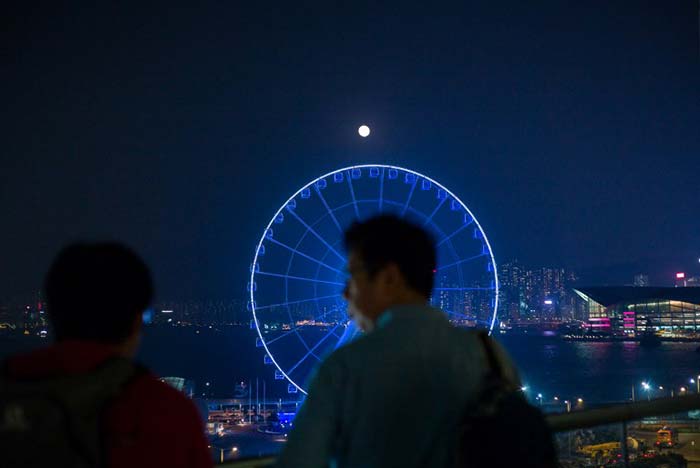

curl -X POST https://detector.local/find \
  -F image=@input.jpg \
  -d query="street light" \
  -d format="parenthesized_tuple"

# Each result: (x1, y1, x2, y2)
(564, 400, 571, 412)
(642, 382, 651, 401)
(536, 393, 543, 406)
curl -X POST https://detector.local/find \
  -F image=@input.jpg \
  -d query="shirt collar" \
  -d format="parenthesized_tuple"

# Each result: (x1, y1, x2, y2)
(376, 303, 436, 329)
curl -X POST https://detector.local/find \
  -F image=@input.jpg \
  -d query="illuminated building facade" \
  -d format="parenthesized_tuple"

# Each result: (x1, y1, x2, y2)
(499, 261, 580, 322)
(574, 287, 700, 336)
(160, 376, 195, 398)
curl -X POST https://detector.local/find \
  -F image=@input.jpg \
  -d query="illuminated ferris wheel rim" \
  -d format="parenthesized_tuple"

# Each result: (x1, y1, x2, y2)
(249, 164, 500, 394)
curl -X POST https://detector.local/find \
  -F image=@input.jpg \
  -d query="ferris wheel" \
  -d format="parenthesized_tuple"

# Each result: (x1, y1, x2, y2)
(249, 164, 498, 394)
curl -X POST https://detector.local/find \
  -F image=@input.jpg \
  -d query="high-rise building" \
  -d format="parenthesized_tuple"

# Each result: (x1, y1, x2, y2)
(634, 274, 649, 287)
(675, 273, 687, 288)
(686, 277, 700, 288)
(498, 261, 578, 323)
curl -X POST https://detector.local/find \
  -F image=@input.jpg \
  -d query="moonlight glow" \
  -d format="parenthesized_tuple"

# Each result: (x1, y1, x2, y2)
(358, 125, 370, 137)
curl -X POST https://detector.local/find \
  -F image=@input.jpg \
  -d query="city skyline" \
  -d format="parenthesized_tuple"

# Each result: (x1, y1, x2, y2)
(4, 257, 700, 335)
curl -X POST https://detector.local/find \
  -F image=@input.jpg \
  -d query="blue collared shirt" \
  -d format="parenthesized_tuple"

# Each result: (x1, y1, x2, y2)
(275, 304, 520, 468)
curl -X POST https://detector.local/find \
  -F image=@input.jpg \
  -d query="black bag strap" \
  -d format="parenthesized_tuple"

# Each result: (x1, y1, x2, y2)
(476, 331, 503, 381)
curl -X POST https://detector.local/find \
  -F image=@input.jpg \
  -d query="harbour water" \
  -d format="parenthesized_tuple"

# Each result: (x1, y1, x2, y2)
(3, 326, 699, 404)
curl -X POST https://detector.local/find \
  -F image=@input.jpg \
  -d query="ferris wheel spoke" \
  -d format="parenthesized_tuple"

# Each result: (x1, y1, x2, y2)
(443, 309, 471, 319)
(422, 196, 449, 227)
(264, 327, 298, 346)
(254, 293, 342, 311)
(267, 237, 345, 276)
(257, 270, 345, 286)
(400, 177, 419, 216)
(345, 171, 361, 220)
(286, 323, 342, 375)
(285, 207, 346, 263)
(434, 286, 495, 291)
(436, 253, 487, 272)
(437, 220, 474, 247)
(314, 185, 343, 233)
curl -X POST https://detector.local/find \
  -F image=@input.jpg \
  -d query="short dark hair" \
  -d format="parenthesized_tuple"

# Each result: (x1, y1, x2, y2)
(44, 243, 153, 343)
(343, 214, 436, 298)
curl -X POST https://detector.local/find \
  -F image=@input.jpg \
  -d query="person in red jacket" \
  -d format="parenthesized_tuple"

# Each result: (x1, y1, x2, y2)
(5, 243, 212, 468)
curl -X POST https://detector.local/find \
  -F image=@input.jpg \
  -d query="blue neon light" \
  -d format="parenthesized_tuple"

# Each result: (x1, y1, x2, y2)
(249, 164, 500, 395)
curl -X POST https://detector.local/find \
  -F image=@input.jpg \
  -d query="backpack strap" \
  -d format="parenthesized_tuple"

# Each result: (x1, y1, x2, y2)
(61, 357, 146, 467)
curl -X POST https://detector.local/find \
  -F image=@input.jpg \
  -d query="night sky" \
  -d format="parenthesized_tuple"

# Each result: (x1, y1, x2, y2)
(2, 2, 699, 301)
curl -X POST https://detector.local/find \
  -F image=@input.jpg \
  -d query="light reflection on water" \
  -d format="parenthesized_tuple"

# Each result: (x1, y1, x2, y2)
(2, 327, 699, 404)
(499, 336, 700, 403)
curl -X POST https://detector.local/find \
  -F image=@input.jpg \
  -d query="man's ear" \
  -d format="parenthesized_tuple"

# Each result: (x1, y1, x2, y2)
(382, 262, 404, 289)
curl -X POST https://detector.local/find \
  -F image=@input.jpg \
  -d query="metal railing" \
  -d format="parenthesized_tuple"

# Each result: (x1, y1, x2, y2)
(547, 393, 700, 432)
(220, 394, 700, 467)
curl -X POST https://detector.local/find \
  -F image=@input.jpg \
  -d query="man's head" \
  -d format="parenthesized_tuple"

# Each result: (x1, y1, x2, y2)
(342, 214, 436, 332)
(44, 243, 153, 353)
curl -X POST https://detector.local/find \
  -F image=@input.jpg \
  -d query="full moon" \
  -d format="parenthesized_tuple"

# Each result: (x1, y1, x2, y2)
(358, 125, 370, 137)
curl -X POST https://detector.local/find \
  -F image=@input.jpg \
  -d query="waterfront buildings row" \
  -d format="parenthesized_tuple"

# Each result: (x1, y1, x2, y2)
(3, 266, 699, 336)
(576, 286, 700, 338)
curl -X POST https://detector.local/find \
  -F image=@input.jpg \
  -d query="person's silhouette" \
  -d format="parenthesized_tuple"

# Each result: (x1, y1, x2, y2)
(1, 243, 212, 468)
